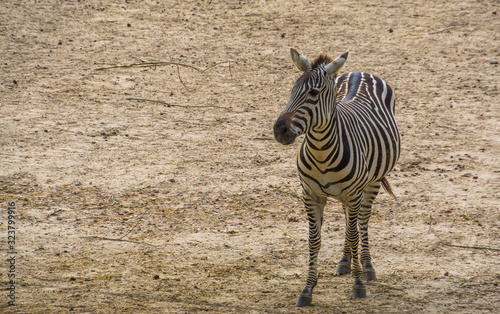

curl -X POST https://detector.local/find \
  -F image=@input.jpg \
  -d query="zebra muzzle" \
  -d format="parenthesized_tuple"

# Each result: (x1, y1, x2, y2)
(273, 115, 297, 145)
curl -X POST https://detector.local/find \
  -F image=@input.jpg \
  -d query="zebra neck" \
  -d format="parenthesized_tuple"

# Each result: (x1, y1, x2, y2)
(305, 109, 340, 154)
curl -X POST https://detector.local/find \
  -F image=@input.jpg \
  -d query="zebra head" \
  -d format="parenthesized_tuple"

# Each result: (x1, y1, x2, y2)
(273, 48, 348, 145)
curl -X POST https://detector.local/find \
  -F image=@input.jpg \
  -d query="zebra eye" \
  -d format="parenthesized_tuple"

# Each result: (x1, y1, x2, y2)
(308, 88, 320, 96)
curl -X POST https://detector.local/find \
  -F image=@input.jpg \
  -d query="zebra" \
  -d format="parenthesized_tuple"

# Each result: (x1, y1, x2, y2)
(273, 48, 400, 306)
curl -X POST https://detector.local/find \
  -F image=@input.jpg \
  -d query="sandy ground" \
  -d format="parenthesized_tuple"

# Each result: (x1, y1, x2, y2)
(1, 0, 499, 313)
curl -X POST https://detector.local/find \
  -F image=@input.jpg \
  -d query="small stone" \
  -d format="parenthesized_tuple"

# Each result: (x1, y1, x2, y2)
(490, 60, 498, 64)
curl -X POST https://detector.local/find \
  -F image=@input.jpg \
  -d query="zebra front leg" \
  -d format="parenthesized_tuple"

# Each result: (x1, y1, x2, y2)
(345, 196, 366, 298)
(296, 192, 326, 307)
(336, 205, 352, 276)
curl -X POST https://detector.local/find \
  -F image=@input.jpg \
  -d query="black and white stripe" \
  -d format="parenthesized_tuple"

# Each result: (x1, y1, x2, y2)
(273, 49, 400, 306)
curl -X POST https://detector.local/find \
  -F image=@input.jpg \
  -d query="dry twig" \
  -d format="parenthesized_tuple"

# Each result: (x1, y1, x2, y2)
(126, 97, 234, 111)
(95, 59, 234, 90)
(83, 236, 158, 248)
(429, 23, 469, 35)
(429, 223, 500, 252)
(95, 61, 204, 72)
(429, 26, 454, 34)
(439, 242, 500, 252)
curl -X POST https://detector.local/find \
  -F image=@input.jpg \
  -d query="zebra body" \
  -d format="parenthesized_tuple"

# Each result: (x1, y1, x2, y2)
(299, 71, 399, 201)
(273, 49, 400, 306)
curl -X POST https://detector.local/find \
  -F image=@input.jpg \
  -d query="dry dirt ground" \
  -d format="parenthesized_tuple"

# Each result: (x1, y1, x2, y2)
(1, 0, 499, 313)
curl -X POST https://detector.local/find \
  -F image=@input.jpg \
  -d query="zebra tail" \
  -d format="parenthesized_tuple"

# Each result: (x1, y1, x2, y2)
(381, 177, 397, 201)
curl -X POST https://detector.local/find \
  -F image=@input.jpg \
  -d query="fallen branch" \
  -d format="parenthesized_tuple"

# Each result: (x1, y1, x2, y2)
(95, 58, 234, 91)
(83, 236, 158, 248)
(118, 216, 144, 241)
(95, 61, 204, 72)
(430, 226, 500, 252)
(439, 242, 500, 252)
(47, 208, 63, 218)
(437, 125, 458, 132)
(202, 61, 235, 74)
(429, 23, 469, 35)
(126, 97, 234, 111)
(95, 59, 233, 75)
(429, 26, 454, 34)
(96, 60, 203, 90)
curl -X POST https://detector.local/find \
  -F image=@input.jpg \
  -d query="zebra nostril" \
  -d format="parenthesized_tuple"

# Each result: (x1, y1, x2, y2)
(274, 121, 286, 135)
(273, 116, 296, 144)
(273, 117, 288, 137)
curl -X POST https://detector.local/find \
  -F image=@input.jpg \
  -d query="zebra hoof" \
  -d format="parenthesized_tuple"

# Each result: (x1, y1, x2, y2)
(362, 269, 377, 281)
(336, 263, 351, 275)
(352, 284, 367, 298)
(296, 294, 313, 307)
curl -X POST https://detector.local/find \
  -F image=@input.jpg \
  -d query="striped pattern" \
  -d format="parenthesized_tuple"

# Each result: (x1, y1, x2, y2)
(298, 72, 400, 198)
(274, 51, 400, 305)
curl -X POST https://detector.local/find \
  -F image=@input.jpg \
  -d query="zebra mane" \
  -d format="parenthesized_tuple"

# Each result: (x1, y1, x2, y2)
(295, 53, 335, 84)
(311, 53, 334, 70)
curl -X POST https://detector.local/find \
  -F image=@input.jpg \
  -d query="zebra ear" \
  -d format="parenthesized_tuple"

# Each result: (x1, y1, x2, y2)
(325, 50, 349, 78)
(290, 48, 311, 72)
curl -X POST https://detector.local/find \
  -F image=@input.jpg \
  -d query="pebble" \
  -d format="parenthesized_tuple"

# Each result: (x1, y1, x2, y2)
(491, 60, 499, 64)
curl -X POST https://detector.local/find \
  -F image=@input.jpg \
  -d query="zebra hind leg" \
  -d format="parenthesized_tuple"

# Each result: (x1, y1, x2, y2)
(340, 195, 366, 298)
(348, 198, 366, 298)
(296, 192, 327, 307)
(359, 180, 382, 281)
